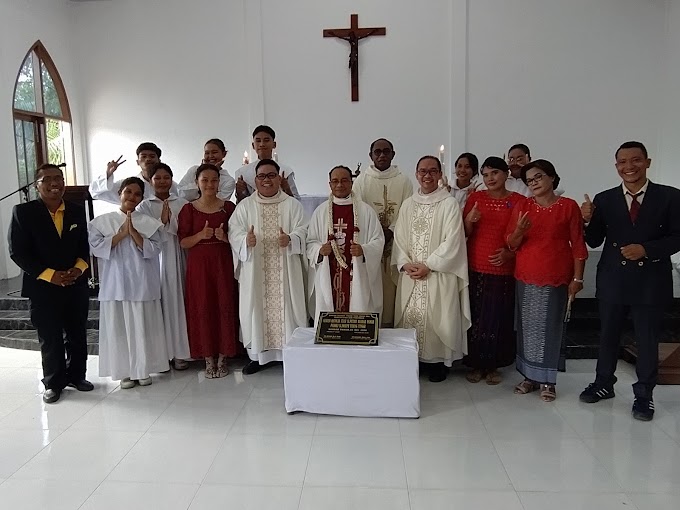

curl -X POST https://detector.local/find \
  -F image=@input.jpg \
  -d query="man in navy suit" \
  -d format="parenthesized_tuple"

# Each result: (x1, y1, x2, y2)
(579, 141, 680, 421)
(8, 164, 93, 404)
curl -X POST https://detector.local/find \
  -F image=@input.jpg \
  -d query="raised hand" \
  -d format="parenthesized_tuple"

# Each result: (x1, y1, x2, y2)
(278, 227, 290, 248)
(200, 220, 214, 240)
(236, 175, 248, 197)
(160, 200, 171, 225)
(349, 240, 363, 257)
(581, 194, 594, 223)
(106, 155, 126, 178)
(246, 225, 257, 247)
(515, 211, 531, 233)
(215, 223, 226, 242)
(465, 202, 481, 224)
(280, 171, 292, 195)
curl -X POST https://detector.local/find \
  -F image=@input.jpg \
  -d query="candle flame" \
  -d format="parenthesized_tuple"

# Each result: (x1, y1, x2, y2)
(440, 145, 445, 152)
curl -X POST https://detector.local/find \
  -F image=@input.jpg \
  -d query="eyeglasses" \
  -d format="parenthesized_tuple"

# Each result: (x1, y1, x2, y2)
(417, 169, 441, 177)
(525, 173, 546, 186)
(255, 172, 278, 181)
(37, 176, 65, 184)
(330, 178, 352, 186)
(372, 148, 393, 157)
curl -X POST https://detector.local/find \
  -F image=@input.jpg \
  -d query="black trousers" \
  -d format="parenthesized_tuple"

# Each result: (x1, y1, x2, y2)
(29, 285, 89, 391)
(595, 300, 664, 399)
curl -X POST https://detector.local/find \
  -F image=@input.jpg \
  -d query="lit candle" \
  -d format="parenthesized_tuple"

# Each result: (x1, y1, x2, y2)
(439, 145, 445, 164)
(243, 150, 249, 165)
(273, 151, 278, 162)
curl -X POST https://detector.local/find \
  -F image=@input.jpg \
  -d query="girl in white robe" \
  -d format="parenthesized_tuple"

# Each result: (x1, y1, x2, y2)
(137, 163, 191, 369)
(448, 153, 481, 210)
(89, 177, 169, 388)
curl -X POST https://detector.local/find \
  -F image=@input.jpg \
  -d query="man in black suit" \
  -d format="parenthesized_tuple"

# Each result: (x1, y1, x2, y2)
(579, 141, 680, 421)
(8, 164, 94, 404)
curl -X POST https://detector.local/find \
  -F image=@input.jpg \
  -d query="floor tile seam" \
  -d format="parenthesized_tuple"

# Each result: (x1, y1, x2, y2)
(0, 427, 67, 480)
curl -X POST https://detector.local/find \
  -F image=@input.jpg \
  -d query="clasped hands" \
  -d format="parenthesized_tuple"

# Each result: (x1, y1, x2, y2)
(50, 267, 82, 287)
(402, 262, 430, 280)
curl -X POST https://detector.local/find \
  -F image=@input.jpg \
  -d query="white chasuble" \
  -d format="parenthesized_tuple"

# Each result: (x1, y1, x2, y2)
(228, 191, 308, 363)
(392, 188, 471, 365)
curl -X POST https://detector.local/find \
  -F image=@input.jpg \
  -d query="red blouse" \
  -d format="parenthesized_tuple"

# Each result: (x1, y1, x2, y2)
(505, 196, 588, 287)
(464, 191, 525, 276)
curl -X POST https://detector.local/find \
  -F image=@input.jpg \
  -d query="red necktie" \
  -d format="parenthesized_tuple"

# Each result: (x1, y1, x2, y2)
(628, 191, 643, 224)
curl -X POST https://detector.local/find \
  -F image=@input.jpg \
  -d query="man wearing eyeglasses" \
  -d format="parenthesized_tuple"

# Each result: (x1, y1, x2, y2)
(353, 138, 413, 327)
(8, 164, 94, 403)
(393, 156, 470, 382)
(228, 159, 309, 375)
(307, 166, 385, 326)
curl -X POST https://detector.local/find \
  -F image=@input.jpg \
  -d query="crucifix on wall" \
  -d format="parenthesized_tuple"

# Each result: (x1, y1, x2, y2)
(323, 14, 386, 102)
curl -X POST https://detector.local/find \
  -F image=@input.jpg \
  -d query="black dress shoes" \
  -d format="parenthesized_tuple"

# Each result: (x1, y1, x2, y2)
(43, 389, 61, 404)
(68, 379, 95, 392)
(242, 361, 261, 375)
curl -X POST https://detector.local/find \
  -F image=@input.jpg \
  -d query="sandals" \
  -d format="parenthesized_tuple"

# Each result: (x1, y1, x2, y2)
(217, 355, 229, 378)
(205, 357, 218, 379)
(486, 371, 502, 385)
(514, 379, 539, 394)
(466, 369, 484, 383)
(540, 384, 557, 402)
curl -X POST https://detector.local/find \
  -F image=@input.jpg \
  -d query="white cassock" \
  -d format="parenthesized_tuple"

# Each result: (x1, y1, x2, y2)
(177, 165, 236, 201)
(228, 191, 308, 363)
(88, 211, 169, 380)
(89, 172, 179, 204)
(353, 165, 413, 326)
(306, 194, 385, 325)
(392, 188, 471, 366)
(234, 161, 300, 199)
(137, 195, 191, 361)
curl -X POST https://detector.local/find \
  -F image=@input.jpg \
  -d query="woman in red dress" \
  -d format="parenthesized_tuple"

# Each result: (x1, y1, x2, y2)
(463, 157, 524, 385)
(178, 164, 239, 378)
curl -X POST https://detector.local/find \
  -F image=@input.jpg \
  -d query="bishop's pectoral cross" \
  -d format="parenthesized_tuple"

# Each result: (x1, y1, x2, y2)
(323, 14, 386, 102)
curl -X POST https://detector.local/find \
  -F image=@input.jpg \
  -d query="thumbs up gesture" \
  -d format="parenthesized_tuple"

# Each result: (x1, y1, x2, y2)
(236, 175, 248, 198)
(349, 239, 363, 257)
(319, 236, 333, 257)
(465, 201, 481, 224)
(280, 171, 292, 196)
(581, 194, 594, 223)
(278, 227, 290, 248)
(200, 220, 214, 240)
(215, 223, 226, 242)
(246, 225, 257, 247)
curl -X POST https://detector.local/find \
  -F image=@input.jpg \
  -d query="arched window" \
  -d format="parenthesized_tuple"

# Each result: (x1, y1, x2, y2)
(12, 41, 74, 201)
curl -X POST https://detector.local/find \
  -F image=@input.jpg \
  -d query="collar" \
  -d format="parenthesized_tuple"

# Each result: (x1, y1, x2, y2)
(365, 165, 400, 179)
(332, 193, 354, 205)
(254, 190, 287, 204)
(622, 179, 649, 197)
(413, 187, 450, 205)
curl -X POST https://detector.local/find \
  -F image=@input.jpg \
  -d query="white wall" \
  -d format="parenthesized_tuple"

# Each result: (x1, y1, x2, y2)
(0, 0, 85, 279)
(658, 0, 680, 188)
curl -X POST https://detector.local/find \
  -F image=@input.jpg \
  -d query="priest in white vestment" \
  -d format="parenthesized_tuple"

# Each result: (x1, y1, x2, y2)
(88, 176, 169, 388)
(353, 138, 413, 327)
(307, 166, 384, 326)
(137, 163, 191, 368)
(89, 142, 179, 204)
(234, 125, 300, 202)
(228, 159, 309, 374)
(393, 156, 471, 382)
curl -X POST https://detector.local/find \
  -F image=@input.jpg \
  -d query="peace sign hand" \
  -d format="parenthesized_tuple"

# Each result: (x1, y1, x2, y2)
(515, 211, 531, 233)
(106, 156, 126, 178)
(280, 171, 292, 195)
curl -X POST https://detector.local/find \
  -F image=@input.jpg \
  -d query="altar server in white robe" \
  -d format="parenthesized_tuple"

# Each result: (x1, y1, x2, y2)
(307, 166, 384, 325)
(393, 156, 471, 383)
(177, 138, 235, 201)
(234, 125, 300, 202)
(89, 177, 169, 388)
(352, 138, 413, 327)
(228, 159, 308, 374)
(89, 142, 178, 204)
(137, 163, 191, 369)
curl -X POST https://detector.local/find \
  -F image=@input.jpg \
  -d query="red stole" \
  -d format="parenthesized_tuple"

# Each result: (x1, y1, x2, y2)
(329, 203, 355, 312)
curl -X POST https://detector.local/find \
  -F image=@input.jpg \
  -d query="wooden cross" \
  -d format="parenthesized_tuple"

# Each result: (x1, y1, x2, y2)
(323, 14, 386, 102)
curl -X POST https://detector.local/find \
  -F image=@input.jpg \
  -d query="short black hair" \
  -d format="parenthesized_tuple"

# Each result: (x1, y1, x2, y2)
(149, 162, 173, 179)
(454, 153, 479, 176)
(616, 141, 648, 160)
(34, 163, 63, 181)
(252, 125, 276, 140)
(481, 156, 509, 173)
(369, 138, 394, 152)
(136, 142, 161, 158)
(508, 143, 531, 158)
(256, 159, 280, 173)
(194, 163, 220, 181)
(329, 165, 353, 180)
(520, 159, 560, 190)
(117, 176, 145, 195)
(416, 155, 442, 172)
(205, 138, 226, 152)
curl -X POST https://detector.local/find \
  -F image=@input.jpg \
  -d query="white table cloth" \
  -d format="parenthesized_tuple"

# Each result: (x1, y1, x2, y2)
(299, 195, 328, 219)
(283, 327, 420, 418)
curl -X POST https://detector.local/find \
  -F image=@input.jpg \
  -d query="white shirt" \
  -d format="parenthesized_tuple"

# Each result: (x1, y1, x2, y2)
(234, 160, 300, 199)
(177, 165, 235, 202)
(622, 179, 649, 210)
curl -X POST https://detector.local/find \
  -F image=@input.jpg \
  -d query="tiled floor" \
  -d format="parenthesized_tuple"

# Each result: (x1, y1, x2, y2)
(1, 347, 679, 510)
